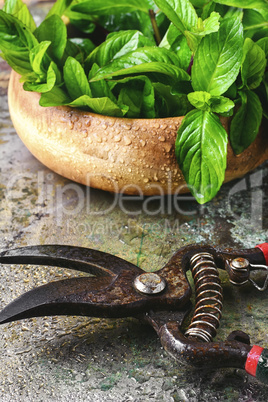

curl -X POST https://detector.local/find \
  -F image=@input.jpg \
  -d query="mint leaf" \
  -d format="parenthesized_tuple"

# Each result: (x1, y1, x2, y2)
(112, 76, 156, 118)
(192, 12, 221, 36)
(29, 41, 51, 77)
(214, 0, 267, 9)
(72, 0, 152, 15)
(243, 9, 268, 41)
(0, 10, 38, 73)
(40, 86, 71, 106)
(88, 63, 119, 104)
(0, 10, 38, 51)
(230, 90, 263, 154)
(256, 72, 268, 119)
(159, 24, 192, 70)
(192, 17, 243, 96)
(89, 47, 190, 81)
(154, 0, 198, 33)
(3, 0, 36, 32)
(154, 82, 190, 117)
(118, 86, 143, 117)
(187, 91, 211, 110)
(63, 56, 92, 99)
(241, 38, 267, 89)
(46, 0, 73, 18)
(68, 95, 126, 116)
(175, 109, 228, 204)
(207, 96, 234, 114)
(34, 15, 67, 63)
(91, 61, 190, 82)
(86, 30, 154, 69)
(23, 61, 58, 93)
(187, 91, 234, 114)
(257, 37, 268, 57)
(40, 80, 127, 116)
(69, 38, 95, 57)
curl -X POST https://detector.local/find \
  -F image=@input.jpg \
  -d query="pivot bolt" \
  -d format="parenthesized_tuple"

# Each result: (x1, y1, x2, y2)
(134, 273, 166, 295)
(230, 257, 250, 271)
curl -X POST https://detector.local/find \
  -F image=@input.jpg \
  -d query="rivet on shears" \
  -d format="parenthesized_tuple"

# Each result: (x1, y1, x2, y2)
(230, 257, 250, 271)
(134, 272, 166, 295)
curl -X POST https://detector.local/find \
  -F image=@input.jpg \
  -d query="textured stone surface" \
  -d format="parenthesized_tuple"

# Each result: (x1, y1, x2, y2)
(0, 3, 268, 401)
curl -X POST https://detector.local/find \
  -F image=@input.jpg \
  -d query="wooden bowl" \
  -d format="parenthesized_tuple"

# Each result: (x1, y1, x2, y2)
(8, 70, 268, 195)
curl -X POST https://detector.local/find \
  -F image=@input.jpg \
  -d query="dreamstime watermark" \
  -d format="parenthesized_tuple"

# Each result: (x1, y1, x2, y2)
(3, 168, 266, 232)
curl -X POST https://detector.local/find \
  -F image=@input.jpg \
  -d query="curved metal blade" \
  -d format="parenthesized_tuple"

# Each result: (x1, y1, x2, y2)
(0, 274, 143, 324)
(0, 245, 141, 276)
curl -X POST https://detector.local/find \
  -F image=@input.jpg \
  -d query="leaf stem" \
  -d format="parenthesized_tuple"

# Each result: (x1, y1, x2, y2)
(149, 9, 161, 45)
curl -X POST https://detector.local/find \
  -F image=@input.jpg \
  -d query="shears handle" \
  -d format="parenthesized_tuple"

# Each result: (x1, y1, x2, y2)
(245, 346, 268, 384)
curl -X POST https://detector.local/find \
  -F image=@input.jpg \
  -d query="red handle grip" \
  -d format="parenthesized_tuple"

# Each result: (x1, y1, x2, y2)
(245, 345, 268, 384)
(256, 243, 268, 265)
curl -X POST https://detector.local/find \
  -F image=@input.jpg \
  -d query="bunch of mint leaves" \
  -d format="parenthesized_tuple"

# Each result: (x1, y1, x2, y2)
(0, 0, 267, 203)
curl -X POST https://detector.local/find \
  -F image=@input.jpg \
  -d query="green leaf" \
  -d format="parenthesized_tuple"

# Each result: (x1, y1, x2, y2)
(257, 37, 268, 57)
(34, 15, 67, 63)
(207, 96, 234, 114)
(104, 10, 155, 41)
(46, 0, 73, 18)
(68, 95, 126, 116)
(89, 63, 118, 101)
(224, 7, 244, 20)
(192, 17, 244, 95)
(187, 91, 234, 114)
(23, 61, 58, 93)
(187, 91, 211, 110)
(72, 0, 152, 15)
(241, 38, 267, 89)
(255, 72, 268, 118)
(29, 41, 51, 77)
(243, 8, 268, 41)
(214, 0, 267, 9)
(0, 10, 38, 73)
(91, 61, 190, 82)
(190, 12, 220, 37)
(3, 0, 36, 32)
(89, 47, 190, 81)
(200, 11, 220, 33)
(184, 31, 201, 53)
(112, 75, 156, 117)
(69, 38, 95, 57)
(230, 90, 263, 154)
(154, 0, 198, 33)
(63, 56, 92, 100)
(85, 30, 154, 69)
(0, 50, 30, 75)
(190, 0, 211, 6)
(64, 39, 84, 64)
(154, 82, 190, 117)
(159, 24, 192, 70)
(39, 86, 71, 106)
(118, 86, 143, 117)
(175, 109, 228, 204)
(0, 10, 38, 51)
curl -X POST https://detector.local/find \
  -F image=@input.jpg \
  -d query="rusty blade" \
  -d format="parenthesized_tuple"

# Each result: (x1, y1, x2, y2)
(0, 245, 142, 276)
(0, 270, 154, 324)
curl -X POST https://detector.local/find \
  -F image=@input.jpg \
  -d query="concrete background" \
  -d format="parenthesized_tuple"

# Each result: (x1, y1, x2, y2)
(0, 2, 268, 400)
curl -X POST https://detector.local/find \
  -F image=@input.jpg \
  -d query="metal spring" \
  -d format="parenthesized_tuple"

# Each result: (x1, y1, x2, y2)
(185, 252, 223, 343)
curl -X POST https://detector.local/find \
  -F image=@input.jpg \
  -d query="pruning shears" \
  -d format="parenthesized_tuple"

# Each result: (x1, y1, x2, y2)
(0, 242, 268, 384)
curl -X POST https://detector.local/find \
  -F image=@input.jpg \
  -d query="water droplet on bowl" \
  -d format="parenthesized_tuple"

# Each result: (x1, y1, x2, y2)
(124, 136, 132, 146)
(114, 135, 122, 142)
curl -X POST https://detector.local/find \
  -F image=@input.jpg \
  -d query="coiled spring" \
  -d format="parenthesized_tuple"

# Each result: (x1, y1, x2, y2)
(185, 252, 223, 343)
